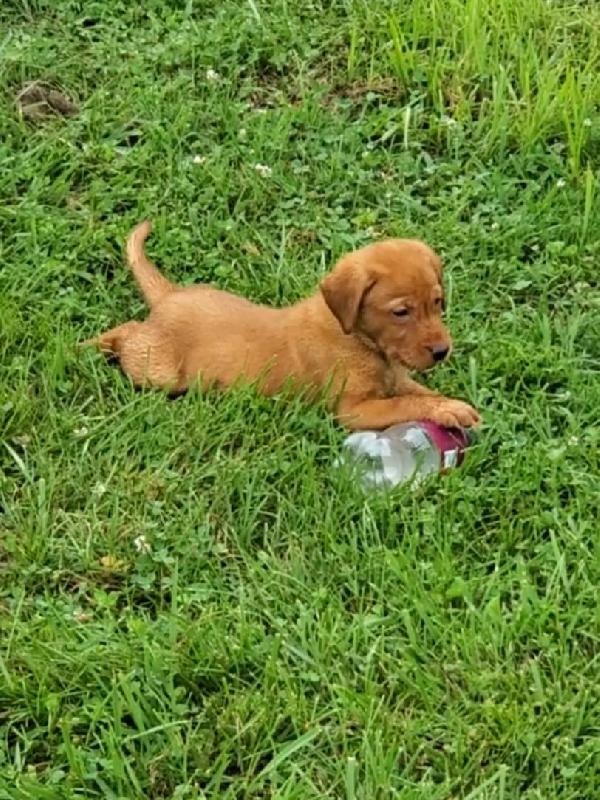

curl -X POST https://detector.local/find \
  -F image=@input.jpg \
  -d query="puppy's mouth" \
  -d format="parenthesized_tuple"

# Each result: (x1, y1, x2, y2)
(398, 344, 453, 372)
(386, 349, 436, 372)
(373, 338, 448, 372)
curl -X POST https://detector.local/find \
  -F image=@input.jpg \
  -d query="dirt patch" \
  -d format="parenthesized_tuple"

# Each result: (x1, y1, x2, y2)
(246, 66, 405, 112)
(320, 75, 405, 109)
(15, 80, 78, 122)
(245, 64, 303, 109)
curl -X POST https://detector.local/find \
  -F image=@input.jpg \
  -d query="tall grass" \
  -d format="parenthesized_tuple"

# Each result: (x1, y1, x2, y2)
(348, 0, 600, 172)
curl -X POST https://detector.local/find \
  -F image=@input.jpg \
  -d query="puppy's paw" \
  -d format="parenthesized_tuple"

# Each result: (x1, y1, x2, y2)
(428, 398, 480, 429)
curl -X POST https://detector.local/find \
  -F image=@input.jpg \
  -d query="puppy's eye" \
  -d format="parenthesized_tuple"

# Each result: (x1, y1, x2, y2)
(392, 308, 410, 318)
(434, 297, 445, 310)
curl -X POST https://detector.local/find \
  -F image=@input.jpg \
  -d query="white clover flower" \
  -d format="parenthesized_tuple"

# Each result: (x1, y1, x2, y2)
(192, 155, 206, 165)
(205, 68, 220, 82)
(440, 114, 458, 127)
(254, 163, 272, 177)
(556, 178, 566, 189)
(133, 534, 151, 554)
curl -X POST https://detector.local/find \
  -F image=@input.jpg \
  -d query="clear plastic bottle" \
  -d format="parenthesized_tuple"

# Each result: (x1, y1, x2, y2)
(339, 421, 473, 489)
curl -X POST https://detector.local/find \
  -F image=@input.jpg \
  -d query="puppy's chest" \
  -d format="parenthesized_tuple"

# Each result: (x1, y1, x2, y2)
(381, 361, 409, 397)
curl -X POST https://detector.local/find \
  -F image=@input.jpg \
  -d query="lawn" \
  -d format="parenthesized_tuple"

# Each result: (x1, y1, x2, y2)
(1, 0, 600, 797)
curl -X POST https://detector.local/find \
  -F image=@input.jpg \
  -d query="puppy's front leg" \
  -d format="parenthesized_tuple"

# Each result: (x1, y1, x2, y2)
(338, 394, 480, 431)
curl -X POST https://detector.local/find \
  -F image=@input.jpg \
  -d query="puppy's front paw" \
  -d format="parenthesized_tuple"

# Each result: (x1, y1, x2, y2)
(428, 398, 480, 429)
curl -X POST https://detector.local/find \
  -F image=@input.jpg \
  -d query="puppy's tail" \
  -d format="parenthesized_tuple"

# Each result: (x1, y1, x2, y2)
(127, 220, 175, 308)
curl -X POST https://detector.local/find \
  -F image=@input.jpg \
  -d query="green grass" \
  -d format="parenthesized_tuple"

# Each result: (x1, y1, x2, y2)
(1, 0, 600, 797)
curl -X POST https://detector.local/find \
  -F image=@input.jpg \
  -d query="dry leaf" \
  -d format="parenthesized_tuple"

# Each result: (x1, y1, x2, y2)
(99, 554, 126, 571)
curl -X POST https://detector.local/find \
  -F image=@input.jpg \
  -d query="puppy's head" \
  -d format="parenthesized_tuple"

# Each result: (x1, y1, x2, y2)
(320, 239, 451, 371)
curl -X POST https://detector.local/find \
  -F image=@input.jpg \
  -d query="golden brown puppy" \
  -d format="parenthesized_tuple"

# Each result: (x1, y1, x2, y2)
(86, 221, 480, 430)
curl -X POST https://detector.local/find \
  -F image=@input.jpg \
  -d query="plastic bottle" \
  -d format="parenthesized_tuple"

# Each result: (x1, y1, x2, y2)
(339, 421, 473, 489)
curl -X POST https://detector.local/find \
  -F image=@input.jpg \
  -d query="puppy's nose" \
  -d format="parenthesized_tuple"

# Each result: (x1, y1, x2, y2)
(429, 345, 449, 362)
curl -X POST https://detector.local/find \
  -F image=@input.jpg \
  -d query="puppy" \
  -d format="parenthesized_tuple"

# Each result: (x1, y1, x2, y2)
(86, 221, 480, 430)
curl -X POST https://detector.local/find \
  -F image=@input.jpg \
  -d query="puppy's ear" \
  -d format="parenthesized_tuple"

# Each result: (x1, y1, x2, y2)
(320, 255, 375, 335)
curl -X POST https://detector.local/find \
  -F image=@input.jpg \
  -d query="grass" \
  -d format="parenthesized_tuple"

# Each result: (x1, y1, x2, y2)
(1, 0, 600, 796)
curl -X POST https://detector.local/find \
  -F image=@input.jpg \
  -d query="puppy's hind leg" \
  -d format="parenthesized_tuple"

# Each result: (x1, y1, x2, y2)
(89, 321, 185, 393)
(82, 321, 140, 356)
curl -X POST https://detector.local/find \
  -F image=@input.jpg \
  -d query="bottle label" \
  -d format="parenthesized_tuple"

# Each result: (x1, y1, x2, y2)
(419, 421, 469, 473)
